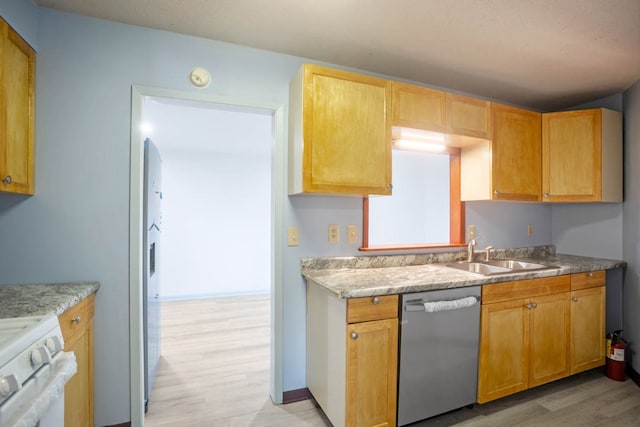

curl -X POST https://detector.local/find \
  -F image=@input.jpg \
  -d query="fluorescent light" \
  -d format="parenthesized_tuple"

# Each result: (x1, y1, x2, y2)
(399, 130, 446, 143)
(393, 139, 446, 152)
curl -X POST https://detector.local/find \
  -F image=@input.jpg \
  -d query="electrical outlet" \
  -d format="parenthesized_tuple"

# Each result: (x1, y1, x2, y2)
(287, 226, 300, 246)
(468, 224, 476, 240)
(528, 224, 534, 236)
(328, 224, 340, 243)
(347, 225, 358, 244)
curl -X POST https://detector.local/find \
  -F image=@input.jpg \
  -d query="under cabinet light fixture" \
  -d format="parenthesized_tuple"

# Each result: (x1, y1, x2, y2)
(393, 139, 446, 152)
(399, 130, 446, 142)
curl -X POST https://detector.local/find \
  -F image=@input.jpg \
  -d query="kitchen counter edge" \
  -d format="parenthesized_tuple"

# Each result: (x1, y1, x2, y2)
(0, 281, 100, 318)
(302, 254, 625, 299)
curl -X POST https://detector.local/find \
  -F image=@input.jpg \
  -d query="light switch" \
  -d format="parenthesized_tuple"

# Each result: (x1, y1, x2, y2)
(347, 225, 358, 244)
(287, 226, 300, 246)
(328, 224, 340, 243)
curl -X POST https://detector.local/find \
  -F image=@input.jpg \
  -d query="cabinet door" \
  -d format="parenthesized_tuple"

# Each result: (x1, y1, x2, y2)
(0, 19, 35, 195)
(491, 103, 541, 201)
(570, 286, 605, 374)
(391, 82, 446, 132)
(478, 299, 529, 403)
(64, 323, 94, 427)
(528, 293, 570, 387)
(542, 110, 601, 202)
(304, 65, 391, 195)
(346, 318, 398, 427)
(446, 93, 491, 139)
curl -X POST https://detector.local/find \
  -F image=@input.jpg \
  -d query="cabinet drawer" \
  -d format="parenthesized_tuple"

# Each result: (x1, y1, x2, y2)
(571, 270, 605, 290)
(347, 295, 398, 323)
(482, 275, 570, 304)
(59, 294, 95, 348)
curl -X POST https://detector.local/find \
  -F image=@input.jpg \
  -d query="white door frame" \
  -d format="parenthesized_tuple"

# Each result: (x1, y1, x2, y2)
(129, 85, 285, 426)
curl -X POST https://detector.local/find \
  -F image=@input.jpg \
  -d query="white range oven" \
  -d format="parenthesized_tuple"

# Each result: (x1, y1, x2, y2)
(0, 314, 77, 427)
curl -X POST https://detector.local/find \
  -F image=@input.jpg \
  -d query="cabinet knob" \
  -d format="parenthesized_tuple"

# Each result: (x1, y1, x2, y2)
(494, 190, 499, 195)
(373, 297, 380, 305)
(588, 272, 594, 278)
(72, 316, 81, 325)
(351, 332, 359, 340)
(526, 303, 538, 309)
(1, 176, 12, 185)
(572, 297, 579, 302)
(387, 183, 393, 191)
(544, 193, 550, 198)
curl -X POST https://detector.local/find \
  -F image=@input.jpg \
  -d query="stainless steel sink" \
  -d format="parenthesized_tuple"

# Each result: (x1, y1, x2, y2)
(446, 262, 512, 275)
(485, 260, 558, 272)
(445, 259, 559, 276)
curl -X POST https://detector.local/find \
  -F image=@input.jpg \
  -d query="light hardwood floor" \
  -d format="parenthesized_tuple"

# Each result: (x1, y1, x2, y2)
(145, 295, 640, 427)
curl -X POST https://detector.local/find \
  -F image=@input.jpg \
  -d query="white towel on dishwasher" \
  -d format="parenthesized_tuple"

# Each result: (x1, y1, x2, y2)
(423, 296, 477, 312)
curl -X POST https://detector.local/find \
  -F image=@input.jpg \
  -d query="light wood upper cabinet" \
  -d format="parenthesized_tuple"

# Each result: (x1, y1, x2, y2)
(570, 271, 606, 374)
(461, 103, 541, 201)
(447, 93, 491, 139)
(542, 108, 622, 202)
(289, 64, 392, 195)
(59, 294, 95, 427)
(0, 18, 35, 195)
(391, 82, 491, 139)
(391, 82, 447, 132)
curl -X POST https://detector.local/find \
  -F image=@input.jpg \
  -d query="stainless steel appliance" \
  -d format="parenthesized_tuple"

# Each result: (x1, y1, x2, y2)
(0, 314, 76, 426)
(397, 286, 481, 426)
(143, 138, 162, 411)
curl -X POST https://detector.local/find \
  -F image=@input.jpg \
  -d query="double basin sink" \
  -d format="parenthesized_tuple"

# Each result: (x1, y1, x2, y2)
(446, 259, 559, 276)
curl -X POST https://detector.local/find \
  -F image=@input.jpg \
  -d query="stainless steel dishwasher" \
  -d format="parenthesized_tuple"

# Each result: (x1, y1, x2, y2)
(397, 286, 481, 426)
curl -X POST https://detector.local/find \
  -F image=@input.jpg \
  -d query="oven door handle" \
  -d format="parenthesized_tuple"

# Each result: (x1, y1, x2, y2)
(405, 296, 479, 312)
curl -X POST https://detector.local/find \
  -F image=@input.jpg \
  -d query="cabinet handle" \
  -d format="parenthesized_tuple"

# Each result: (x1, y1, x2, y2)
(572, 297, 579, 302)
(372, 297, 380, 305)
(72, 316, 81, 325)
(1, 176, 12, 185)
(351, 332, 359, 340)
(526, 303, 538, 309)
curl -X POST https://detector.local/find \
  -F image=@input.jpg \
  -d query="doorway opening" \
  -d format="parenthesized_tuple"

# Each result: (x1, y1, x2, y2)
(129, 86, 286, 426)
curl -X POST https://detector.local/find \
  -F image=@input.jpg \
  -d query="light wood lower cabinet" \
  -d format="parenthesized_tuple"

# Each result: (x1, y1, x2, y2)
(478, 272, 605, 403)
(307, 284, 398, 427)
(59, 294, 95, 427)
(570, 271, 606, 374)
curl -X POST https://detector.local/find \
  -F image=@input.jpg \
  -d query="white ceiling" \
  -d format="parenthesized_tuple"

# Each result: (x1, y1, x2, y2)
(35, 0, 640, 111)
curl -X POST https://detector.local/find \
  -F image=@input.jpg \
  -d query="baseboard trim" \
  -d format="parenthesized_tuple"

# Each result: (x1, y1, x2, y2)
(282, 387, 312, 404)
(628, 364, 640, 387)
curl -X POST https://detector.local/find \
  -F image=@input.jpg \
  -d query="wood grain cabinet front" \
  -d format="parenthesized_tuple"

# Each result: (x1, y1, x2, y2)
(570, 271, 606, 374)
(461, 103, 541, 201)
(542, 108, 622, 202)
(289, 64, 392, 196)
(307, 286, 398, 427)
(59, 294, 95, 427)
(0, 18, 35, 195)
(391, 82, 491, 139)
(478, 276, 570, 403)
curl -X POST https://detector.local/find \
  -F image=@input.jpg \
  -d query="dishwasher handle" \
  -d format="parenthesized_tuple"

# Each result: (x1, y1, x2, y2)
(405, 296, 479, 312)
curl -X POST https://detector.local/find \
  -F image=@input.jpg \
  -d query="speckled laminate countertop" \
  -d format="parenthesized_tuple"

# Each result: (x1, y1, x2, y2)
(302, 246, 625, 298)
(0, 282, 100, 318)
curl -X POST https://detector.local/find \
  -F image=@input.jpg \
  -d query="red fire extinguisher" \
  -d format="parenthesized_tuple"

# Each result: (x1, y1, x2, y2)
(606, 329, 626, 381)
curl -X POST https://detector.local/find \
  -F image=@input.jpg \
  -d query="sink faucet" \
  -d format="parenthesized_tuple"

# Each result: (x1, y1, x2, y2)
(467, 239, 477, 262)
(484, 246, 494, 262)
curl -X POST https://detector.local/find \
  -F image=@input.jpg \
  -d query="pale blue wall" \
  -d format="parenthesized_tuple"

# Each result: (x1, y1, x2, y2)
(623, 80, 640, 371)
(0, 0, 38, 48)
(0, 5, 631, 425)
